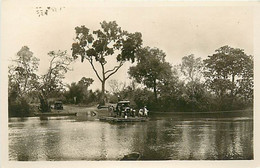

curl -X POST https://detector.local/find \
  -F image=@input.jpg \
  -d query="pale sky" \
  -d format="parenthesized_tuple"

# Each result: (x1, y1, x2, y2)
(1, 1, 254, 91)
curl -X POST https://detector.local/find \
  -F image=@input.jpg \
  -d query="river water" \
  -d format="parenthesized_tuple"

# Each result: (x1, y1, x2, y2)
(8, 112, 253, 161)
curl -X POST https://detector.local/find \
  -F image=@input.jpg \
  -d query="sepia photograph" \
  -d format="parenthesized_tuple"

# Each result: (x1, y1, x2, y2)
(1, 0, 260, 167)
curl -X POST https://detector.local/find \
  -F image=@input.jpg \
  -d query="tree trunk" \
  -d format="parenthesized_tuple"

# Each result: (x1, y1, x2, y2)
(38, 93, 51, 112)
(100, 80, 106, 105)
(230, 74, 235, 108)
(219, 89, 224, 111)
(153, 79, 158, 102)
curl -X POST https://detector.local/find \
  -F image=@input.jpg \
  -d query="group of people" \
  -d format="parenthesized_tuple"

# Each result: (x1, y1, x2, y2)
(109, 104, 149, 118)
(118, 106, 134, 117)
(138, 106, 149, 117)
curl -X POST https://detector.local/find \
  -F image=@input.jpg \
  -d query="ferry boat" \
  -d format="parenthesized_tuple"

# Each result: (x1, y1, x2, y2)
(99, 100, 149, 122)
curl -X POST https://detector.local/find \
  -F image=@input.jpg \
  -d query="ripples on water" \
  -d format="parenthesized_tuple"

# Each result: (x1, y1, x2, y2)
(8, 112, 253, 161)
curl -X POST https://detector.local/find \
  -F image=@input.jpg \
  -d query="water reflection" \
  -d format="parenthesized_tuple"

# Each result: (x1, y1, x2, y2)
(9, 114, 253, 161)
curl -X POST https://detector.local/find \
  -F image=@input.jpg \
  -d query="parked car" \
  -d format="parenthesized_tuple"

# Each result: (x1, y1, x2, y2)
(54, 101, 63, 110)
(115, 101, 135, 117)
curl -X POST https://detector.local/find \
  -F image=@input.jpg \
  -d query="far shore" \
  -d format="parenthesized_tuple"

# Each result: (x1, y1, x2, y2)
(20, 104, 253, 119)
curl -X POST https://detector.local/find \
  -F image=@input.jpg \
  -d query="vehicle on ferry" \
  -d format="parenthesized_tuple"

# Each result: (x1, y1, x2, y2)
(99, 100, 149, 122)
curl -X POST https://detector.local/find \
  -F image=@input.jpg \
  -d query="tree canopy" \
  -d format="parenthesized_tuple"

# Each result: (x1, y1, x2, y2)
(128, 47, 173, 101)
(179, 54, 203, 83)
(8, 46, 40, 98)
(204, 45, 253, 109)
(71, 21, 142, 104)
(38, 50, 73, 112)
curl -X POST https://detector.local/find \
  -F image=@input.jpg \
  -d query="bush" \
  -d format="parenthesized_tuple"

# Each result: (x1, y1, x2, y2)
(9, 98, 31, 117)
(132, 88, 154, 109)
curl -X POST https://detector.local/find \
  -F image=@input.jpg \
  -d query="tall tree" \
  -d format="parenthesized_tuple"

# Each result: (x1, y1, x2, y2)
(8, 46, 40, 117)
(175, 54, 205, 110)
(8, 46, 40, 98)
(71, 21, 142, 104)
(39, 50, 73, 112)
(204, 45, 253, 108)
(128, 47, 172, 102)
(179, 54, 203, 83)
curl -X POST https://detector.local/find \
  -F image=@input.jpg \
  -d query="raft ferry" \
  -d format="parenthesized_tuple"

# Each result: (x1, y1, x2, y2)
(99, 100, 149, 122)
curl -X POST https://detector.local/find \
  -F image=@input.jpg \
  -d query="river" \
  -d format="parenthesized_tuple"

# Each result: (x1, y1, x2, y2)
(8, 112, 253, 161)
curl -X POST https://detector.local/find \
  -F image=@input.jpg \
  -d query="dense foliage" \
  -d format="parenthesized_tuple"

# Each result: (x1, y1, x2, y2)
(123, 45, 253, 112)
(204, 46, 253, 110)
(8, 46, 39, 117)
(129, 47, 173, 102)
(8, 48, 74, 116)
(38, 50, 73, 112)
(65, 77, 94, 104)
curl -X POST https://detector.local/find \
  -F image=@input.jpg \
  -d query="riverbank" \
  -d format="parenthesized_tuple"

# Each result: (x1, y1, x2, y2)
(33, 104, 110, 117)
(10, 103, 253, 118)
(149, 108, 253, 120)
